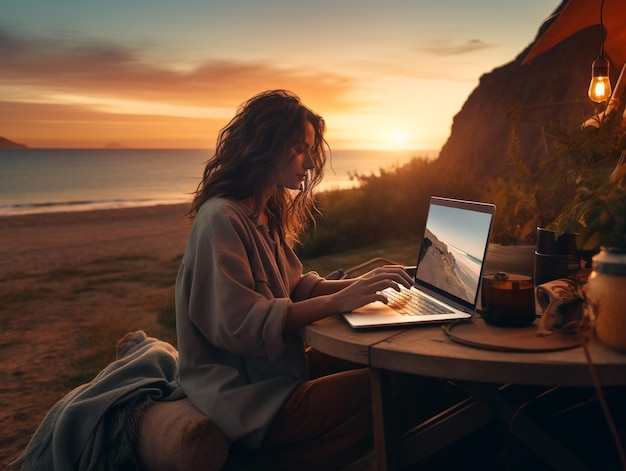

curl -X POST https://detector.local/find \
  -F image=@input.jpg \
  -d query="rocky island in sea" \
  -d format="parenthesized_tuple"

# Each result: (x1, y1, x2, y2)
(0, 137, 28, 149)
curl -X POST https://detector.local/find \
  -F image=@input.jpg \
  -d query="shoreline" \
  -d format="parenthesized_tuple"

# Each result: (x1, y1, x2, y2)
(0, 179, 358, 218)
(0, 198, 193, 218)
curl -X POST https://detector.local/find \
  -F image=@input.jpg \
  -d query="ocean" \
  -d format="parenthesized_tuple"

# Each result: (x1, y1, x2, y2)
(0, 148, 435, 217)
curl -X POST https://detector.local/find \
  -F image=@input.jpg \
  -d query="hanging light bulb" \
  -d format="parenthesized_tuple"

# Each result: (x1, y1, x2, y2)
(589, 55, 612, 103)
(588, 0, 611, 103)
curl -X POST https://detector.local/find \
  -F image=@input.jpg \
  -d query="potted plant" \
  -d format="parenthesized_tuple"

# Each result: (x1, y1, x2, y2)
(548, 153, 626, 250)
(549, 154, 626, 351)
(491, 99, 625, 245)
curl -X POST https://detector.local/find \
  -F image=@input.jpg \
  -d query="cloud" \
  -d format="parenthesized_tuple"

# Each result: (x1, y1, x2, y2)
(0, 26, 358, 113)
(422, 39, 493, 56)
(0, 99, 226, 147)
(0, 26, 376, 147)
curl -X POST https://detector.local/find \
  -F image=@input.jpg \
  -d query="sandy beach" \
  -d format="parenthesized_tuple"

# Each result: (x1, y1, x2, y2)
(0, 204, 191, 468)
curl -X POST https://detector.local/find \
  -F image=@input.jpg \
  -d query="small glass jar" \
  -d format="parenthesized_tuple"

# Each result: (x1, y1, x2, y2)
(586, 247, 626, 352)
(481, 272, 536, 327)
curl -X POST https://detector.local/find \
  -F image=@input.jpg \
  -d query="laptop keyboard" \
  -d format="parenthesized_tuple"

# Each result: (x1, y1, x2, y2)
(383, 286, 454, 316)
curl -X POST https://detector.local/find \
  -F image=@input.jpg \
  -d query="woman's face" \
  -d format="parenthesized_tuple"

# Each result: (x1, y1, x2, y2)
(273, 120, 316, 190)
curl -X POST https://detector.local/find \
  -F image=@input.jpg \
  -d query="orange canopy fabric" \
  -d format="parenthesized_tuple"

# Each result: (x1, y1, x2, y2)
(523, 0, 626, 68)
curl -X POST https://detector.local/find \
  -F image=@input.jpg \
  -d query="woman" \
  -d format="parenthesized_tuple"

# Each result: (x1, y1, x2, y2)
(175, 90, 413, 469)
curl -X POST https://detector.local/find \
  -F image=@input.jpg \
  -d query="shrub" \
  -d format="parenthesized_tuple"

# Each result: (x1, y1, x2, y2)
(298, 156, 484, 257)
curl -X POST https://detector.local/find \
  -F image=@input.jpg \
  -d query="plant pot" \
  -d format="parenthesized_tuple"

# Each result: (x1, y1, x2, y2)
(586, 247, 626, 352)
(534, 227, 581, 285)
(536, 227, 578, 255)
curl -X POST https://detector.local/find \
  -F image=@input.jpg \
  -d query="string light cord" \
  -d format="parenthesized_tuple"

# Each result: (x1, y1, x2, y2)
(599, 0, 606, 59)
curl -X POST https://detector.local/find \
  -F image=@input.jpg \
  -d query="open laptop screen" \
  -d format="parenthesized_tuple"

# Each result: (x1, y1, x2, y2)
(414, 197, 495, 307)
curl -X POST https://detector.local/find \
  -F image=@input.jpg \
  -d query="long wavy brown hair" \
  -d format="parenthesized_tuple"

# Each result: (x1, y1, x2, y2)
(188, 90, 328, 244)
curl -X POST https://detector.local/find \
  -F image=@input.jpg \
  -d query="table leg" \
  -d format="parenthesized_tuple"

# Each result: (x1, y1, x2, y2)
(370, 370, 496, 470)
(370, 367, 395, 471)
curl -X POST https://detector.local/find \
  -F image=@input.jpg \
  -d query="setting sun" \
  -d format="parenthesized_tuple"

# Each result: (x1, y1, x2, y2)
(390, 130, 409, 149)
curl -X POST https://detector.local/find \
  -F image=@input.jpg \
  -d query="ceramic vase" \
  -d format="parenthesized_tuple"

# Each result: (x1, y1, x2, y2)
(586, 247, 626, 352)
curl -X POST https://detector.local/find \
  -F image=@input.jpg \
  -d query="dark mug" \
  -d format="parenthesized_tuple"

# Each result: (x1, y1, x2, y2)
(534, 227, 580, 285)
(536, 227, 578, 256)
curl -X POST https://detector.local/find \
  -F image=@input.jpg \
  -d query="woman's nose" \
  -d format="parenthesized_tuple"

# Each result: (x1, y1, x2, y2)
(304, 151, 314, 169)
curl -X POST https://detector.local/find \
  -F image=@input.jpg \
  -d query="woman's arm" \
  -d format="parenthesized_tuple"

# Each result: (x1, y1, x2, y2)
(308, 278, 355, 296)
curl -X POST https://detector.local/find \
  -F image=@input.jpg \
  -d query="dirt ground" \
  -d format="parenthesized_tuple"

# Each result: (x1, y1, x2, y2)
(0, 204, 190, 468)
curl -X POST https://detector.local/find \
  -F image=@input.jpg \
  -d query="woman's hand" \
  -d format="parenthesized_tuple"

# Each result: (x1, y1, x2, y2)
(285, 265, 414, 331)
(328, 265, 413, 313)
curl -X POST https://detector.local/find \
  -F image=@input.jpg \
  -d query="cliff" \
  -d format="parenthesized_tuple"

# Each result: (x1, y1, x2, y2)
(436, 1, 617, 178)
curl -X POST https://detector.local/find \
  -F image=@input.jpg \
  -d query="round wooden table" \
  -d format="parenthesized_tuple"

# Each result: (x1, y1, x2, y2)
(303, 244, 626, 470)
(304, 316, 626, 471)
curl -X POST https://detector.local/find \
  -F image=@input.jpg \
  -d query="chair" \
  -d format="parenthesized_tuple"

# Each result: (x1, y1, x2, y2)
(135, 397, 230, 471)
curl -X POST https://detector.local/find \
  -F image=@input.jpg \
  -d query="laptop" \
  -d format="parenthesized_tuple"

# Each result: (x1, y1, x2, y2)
(342, 196, 495, 328)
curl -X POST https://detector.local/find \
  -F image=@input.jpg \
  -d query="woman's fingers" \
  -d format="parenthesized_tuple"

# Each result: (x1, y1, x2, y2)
(330, 266, 414, 313)
(364, 269, 412, 288)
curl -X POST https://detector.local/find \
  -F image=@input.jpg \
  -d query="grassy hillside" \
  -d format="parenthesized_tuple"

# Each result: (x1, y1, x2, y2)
(299, 156, 488, 258)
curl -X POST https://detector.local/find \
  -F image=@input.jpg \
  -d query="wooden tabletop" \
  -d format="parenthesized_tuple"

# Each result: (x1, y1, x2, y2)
(369, 322, 626, 386)
(304, 315, 626, 387)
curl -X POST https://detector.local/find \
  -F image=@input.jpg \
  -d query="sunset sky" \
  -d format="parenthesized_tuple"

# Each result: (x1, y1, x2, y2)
(1, 1, 559, 150)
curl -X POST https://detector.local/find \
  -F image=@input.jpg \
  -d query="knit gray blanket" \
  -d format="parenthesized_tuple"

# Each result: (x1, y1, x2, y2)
(12, 330, 184, 471)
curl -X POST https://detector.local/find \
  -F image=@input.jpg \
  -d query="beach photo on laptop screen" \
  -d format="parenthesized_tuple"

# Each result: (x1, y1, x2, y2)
(416, 203, 493, 305)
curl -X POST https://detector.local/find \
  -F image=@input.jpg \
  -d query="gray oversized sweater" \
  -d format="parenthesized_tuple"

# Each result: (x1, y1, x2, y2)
(175, 198, 323, 450)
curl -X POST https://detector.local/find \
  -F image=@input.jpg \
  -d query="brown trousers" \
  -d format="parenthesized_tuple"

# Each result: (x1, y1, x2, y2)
(224, 350, 459, 471)
(261, 349, 373, 470)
